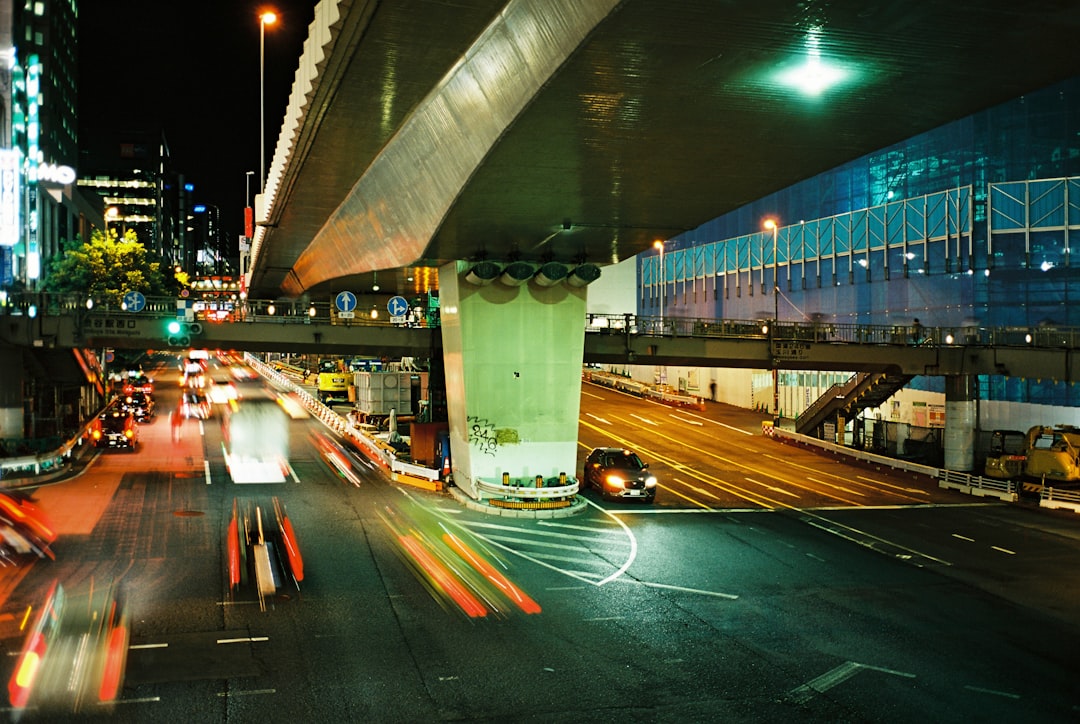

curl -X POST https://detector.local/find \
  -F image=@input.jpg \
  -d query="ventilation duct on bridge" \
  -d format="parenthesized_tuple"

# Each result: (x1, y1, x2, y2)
(533, 262, 568, 287)
(499, 261, 535, 287)
(464, 261, 500, 286)
(566, 263, 601, 288)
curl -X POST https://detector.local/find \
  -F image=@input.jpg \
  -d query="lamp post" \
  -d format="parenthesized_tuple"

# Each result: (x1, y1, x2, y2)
(104, 206, 119, 236)
(259, 11, 277, 195)
(653, 239, 665, 333)
(763, 218, 780, 423)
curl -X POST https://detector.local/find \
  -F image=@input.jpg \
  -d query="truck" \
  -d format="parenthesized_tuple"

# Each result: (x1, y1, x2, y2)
(316, 359, 350, 406)
(984, 425, 1080, 486)
(223, 398, 290, 483)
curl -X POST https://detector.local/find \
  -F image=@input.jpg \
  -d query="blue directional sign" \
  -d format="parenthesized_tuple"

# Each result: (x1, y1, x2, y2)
(335, 291, 357, 313)
(387, 295, 409, 318)
(123, 290, 146, 312)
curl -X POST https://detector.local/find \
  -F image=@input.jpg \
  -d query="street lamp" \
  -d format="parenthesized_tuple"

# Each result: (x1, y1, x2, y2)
(259, 10, 278, 195)
(763, 218, 780, 423)
(104, 206, 119, 235)
(653, 239, 665, 331)
(763, 218, 779, 324)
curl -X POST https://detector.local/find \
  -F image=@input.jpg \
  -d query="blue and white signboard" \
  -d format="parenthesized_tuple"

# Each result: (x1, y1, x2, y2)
(387, 295, 409, 319)
(335, 291, 357, 319)
(123, 290, 146, 312)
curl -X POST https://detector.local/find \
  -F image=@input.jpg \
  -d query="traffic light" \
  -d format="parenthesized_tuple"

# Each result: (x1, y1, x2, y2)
(165, 320, 203, 347)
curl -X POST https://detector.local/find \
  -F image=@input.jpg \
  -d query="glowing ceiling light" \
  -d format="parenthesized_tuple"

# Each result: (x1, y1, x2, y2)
(776, 26, 849, 96)
(777, 55, 847, 96)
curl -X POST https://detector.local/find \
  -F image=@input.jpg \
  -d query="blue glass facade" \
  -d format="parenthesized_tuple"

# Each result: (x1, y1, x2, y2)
(640, 75, 1080, 406)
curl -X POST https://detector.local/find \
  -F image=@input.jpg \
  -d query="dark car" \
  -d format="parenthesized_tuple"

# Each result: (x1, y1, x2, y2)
(582, 447, 657, 502)
(120, 391, 155, 422)
(91, 410, 138, 450)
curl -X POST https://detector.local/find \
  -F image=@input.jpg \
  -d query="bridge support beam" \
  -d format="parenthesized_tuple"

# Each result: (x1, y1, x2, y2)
(0, 349, 24, 440)
(943, 374, 976, 472)
(439, 261, 587, 500)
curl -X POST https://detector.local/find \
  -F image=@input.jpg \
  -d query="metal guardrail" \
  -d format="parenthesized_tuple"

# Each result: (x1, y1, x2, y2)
(475, 477, 579, 500)
(1039, 486, 1080, 513)
(765, 423, 1021, 503)
(0, 411, 103, 486)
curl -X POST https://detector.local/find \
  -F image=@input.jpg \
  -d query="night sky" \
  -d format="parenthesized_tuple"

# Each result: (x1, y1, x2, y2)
(77, 1, 319, 243)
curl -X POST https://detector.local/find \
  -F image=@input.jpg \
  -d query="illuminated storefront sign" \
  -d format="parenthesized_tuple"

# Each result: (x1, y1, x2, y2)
(0, 149, 19, 247)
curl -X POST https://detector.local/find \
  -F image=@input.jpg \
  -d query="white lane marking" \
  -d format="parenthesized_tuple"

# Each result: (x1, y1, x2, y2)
(217, 689, 276, 697)
(669, 414, 704, 426)
(952, 533, 975, 542)
(992, 545, 1016, 555)
(217, 636, 269, 644)
(288, 462, 300, 483)
(584, 616, 623, 621)
(788, 661, 915, 704)
(744, 477, 801, 497)
(586, 413, 611, 425)
(854, 475, 927, 495)
(802, 517, 952, 566)
(616, 578, 738, 600)
(581, 390, 604, 399)
(963, 685, 1020, 699)
(677, 480, 722, 500)
(667, 409, 754, 435)
(805, 476, 865, 496)
(630, 413, 658, 426)
(204, 459, 212, 485)
(128, 643, 168, 650)
(115, 696, 162, 705)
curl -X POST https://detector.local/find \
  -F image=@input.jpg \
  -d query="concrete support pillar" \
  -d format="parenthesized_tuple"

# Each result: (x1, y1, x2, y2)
(943, 374, 976, 472)
(0, 348, 24, 440)
(439, 260, 588, 499)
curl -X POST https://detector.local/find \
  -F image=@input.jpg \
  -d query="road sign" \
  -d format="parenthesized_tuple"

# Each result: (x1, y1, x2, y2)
(338, 312, 355, 319)
(335, 291, 357, 313)
(123, 290, 146, 312)
(387, 295, 409, 317)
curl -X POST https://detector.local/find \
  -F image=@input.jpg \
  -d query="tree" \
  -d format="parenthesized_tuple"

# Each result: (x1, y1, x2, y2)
(41, 228, 180, 304)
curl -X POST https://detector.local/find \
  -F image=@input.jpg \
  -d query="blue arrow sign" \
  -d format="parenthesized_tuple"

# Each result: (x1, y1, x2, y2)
(387, 295, 409, 317)
(335, 291, 357, 313)
(123, 290, 146, 312)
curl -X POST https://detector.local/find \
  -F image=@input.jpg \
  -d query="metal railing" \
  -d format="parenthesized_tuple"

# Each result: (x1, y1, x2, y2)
(584, 312, 1080, 349)
(4, 292, 1080, 350)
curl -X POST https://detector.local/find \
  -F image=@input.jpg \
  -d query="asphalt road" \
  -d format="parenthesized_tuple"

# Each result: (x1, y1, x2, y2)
(1, 362, 1079, 722)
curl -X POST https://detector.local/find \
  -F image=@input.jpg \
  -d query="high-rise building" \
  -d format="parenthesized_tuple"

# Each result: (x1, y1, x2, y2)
(0, 0, 99, 289)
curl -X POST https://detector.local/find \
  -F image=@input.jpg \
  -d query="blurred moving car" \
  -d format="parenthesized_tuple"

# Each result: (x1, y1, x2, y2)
(181, 390, 212, 419)
(0, 491, 56, 560)
(91, 409, 138, 450)
(120, 390, 155, 422)
(207, 377, 238, 405)
(582, 447, 658, 502)
(7, 580, 130, 716)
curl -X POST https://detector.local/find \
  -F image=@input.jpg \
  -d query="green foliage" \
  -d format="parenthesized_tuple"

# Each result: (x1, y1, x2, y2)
(41, 228, 180, 304)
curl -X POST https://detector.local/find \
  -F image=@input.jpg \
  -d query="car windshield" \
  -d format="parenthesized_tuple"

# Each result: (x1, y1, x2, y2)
(613, 452, 645, 469)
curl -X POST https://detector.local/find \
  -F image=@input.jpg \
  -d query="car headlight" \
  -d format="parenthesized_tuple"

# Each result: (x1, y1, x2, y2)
(604, 474, 625, 489)
(645, 476, 658, 487)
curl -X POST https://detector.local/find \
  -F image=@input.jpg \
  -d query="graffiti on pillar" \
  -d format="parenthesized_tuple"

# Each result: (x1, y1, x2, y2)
(468, 416, 499, 456)
(467, 416, 520, 456)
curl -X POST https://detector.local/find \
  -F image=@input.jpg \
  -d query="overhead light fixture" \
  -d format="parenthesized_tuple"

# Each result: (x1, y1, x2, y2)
(566, 263, 601, 288)
(499, 261, 534, 287)
(464, 261, 500, 286)
(533, 262, 568, 287)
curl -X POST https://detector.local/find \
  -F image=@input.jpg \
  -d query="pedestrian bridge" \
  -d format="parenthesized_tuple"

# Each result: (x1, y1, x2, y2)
(2, 294, 1076, 381)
